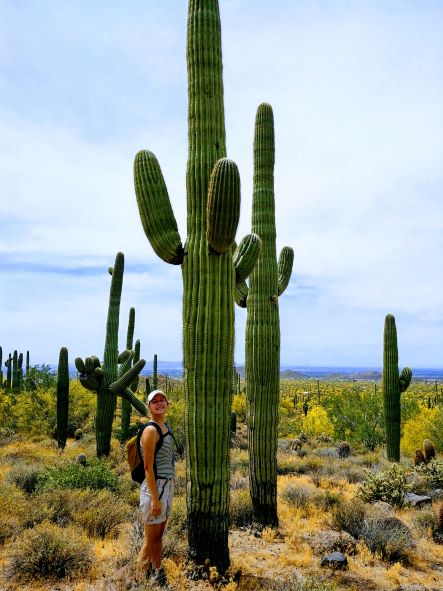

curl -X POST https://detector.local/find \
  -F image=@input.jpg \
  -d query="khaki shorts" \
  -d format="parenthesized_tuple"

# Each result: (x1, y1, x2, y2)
(140, 478, 174, 524)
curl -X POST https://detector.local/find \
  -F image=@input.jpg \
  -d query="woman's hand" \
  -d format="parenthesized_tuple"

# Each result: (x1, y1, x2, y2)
(150, 497, 162, 517)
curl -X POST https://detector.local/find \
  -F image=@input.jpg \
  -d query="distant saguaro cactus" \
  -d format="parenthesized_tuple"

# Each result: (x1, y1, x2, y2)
(121, 307, 136, 439)
(56, 347, 69, 449)
(12, 350, 18, 392)
(5, 353, 12, 390)
(382, 314, 412, 462)
(238, 104, 293, 528)
(0, 346, 3, 388)
(133, 0, 260, 570)
(152, 353, 158, 390)
(75, 253, 146, 457)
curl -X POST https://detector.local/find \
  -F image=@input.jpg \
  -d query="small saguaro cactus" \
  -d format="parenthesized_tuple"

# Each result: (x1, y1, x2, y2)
(382, 314, 412, 462)
(121, 307, 136, 439)
(56, 347, 69, 449)
(152, 353, 158, 391)
(75, 253, 146, 457)
(133, 0, 261, 570)
(237, 104, 293, 528)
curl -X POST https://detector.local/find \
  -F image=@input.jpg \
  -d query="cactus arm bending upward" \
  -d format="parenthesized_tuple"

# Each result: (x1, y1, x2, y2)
(277, 246, 294, 296)
(134, 151, 184, 265)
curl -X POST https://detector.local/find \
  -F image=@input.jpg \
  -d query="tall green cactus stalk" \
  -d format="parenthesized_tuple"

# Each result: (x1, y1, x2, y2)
(121, 307, 135, 438)
(133, 0, 261, 570)
(240, 104, 294, 528)
(0, 346, 3, 388)
(56, 347, 69, 449)
(152, 353, 158, 390)
(12, 350, 18, 392)
(382, 314, 412, 462)
(17, 353, 23, 391)
(5, 353, 12, 390)
(75, 252, 146, 457)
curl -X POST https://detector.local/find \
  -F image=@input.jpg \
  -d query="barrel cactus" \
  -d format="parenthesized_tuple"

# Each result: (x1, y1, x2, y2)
(133, 0, 260, 570)
(56, 347, 69, 449)
(240, 104, 293, 528)
(75, 252, 146, 457)
(382, 314, 412, 462)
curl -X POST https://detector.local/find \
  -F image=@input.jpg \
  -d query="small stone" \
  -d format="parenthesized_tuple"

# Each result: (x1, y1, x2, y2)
(404, 493, 432, 508)
(320, 551, 348, 570)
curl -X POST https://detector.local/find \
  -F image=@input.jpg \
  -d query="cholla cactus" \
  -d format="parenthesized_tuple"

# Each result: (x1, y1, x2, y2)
(382, 314, 412, 462)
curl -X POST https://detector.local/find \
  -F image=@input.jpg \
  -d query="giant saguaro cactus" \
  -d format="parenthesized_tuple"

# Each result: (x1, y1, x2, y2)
(239, 104, 293, 528)
(133, 0, 260, 571)
(382, 314, 412, 462)
(56, 347, 69, 449)
(75, 252, 146, 457)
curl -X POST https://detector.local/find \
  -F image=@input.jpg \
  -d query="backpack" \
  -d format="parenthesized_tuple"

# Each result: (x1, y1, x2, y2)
(126, 421, 177, 484)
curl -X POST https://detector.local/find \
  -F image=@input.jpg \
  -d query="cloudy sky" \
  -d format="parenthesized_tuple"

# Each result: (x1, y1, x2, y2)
(1, 1, 442, 369)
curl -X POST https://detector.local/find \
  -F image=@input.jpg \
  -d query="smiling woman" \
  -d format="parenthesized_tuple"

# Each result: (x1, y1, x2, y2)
(137, 389, 175, 586)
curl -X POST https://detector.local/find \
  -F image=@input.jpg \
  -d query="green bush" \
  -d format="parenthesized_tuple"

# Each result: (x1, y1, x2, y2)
(7, 521, 92, 580)
(313, 490, 341, 511)
(358, 464, 411, 507)
(38, 458, 119, 492)
(413, 509, 438, 534)
(329, 498, 366, 539)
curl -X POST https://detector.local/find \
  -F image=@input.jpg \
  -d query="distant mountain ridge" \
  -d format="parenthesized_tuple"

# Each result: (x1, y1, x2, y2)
(59, 363, 442, 380)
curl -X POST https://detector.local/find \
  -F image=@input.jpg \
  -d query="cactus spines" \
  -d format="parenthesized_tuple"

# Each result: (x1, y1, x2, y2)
(243, 103, 294, 528)
(382, 314, 412, 462)
(423, 439, 436, 463)
(133, 0, 261, 570)
(56, 347, 69, 449)
(75, 253, 146, 457)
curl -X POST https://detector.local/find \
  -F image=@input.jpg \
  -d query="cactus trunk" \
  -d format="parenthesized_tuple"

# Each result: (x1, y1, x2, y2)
(183, 0, 231, 569)
(382, 314, 412, 462)
(245, 104, 293, 528)
(152, 353, 158, 390)
(56, 347, 69, 449)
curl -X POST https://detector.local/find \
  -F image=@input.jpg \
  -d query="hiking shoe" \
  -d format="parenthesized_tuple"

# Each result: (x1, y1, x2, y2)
(152, 567, 168, 588)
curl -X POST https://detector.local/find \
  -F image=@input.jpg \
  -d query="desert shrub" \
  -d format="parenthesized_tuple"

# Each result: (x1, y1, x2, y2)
(230, 489, 254, 527)
(278, 414, 303, 438)
(7, 521, 92, 580)
(230, 472, 248, 490)
(230, 449, 249, 474)
(7, 462, 46, 494)
(358, 464, 411, 507)
(280, 484, 312, 511)
(340, 465, 365, 484)
(0, 484, 30, 543)
(413, 508, 437, 534)
(360, 516, 414, 563)
(329, 498, 366, 539)
(414, 459, 443, 489)
(38, 458, 119, 492)
(73, 490, 131, 539)
(231, 393, 246, 421)
(401, 407, 443, 456)
(313, 490, 341, 511)
(277, 453, 303, 475)
(301, 406, 334, 439)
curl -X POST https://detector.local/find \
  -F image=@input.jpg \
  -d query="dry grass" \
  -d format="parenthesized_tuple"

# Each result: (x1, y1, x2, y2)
(1, 433, 443, 591)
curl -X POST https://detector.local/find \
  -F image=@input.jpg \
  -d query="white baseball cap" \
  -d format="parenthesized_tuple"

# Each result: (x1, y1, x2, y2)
(147, 389, 168, 404)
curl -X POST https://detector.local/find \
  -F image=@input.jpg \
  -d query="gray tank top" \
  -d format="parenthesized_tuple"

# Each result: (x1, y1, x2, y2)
(140, 422, 175, 479)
